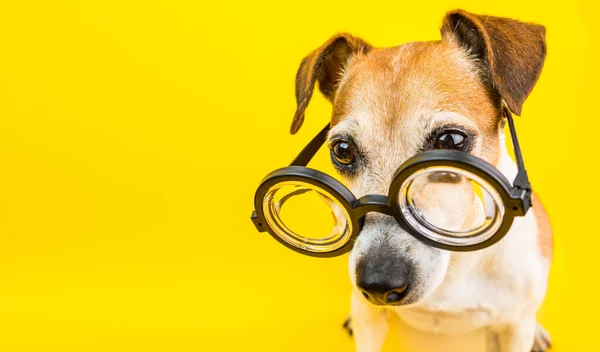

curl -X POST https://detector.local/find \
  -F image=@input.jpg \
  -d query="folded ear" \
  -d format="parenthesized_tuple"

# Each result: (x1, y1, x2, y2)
(291, 33, 372, 134)
(441, 10, 546, 115)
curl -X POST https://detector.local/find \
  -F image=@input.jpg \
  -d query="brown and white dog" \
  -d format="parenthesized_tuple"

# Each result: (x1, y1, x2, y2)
(290, 10, 552, 352)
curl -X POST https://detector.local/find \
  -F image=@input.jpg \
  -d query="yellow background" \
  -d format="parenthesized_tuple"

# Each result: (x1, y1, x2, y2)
(0, 0, 597, 351)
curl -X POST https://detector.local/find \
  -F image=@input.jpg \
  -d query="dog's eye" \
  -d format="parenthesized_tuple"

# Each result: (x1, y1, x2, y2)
(434, 131, 467, 151)
(331, 141, 355, 165)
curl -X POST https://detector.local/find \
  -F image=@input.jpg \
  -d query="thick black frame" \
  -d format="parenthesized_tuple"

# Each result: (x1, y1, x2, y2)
(251, 108, 532, 257)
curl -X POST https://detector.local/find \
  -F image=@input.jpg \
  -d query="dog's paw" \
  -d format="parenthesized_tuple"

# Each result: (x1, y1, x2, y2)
(531, 323, 552, 352)
(342, 315, 353, 337)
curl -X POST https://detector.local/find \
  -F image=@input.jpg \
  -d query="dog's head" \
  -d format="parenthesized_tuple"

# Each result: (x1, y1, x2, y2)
(291, 10, 546, 306)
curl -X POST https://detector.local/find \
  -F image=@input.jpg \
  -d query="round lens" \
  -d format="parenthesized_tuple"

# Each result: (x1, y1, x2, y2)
(261, 181, 353, 253)
(397, 166, 505, 246)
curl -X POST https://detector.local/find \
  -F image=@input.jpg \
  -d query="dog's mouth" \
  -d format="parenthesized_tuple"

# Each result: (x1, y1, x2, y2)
(360, 284, 412, 307)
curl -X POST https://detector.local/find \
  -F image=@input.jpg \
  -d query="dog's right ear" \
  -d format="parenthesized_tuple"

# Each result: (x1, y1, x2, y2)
(291, 34, 372, 134)
(441, 10, 546, 116)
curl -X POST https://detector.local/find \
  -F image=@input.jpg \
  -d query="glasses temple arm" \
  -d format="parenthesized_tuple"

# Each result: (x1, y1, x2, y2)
(251, 124, 329, 230)
(289, 123, 330, 167)
(504, 108, 531, 192)
(504, 107, 533, 215)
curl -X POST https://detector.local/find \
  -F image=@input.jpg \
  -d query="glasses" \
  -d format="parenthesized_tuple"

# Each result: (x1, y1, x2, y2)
(251, 108, 532, 257)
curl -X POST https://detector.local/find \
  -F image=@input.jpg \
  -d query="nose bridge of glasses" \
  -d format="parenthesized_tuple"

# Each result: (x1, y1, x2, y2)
(352, 194, 393, 217)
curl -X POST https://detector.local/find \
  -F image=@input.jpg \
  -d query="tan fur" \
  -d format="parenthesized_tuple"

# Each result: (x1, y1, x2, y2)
(332, 40, 501, 167)
(532, 193, 553, 260)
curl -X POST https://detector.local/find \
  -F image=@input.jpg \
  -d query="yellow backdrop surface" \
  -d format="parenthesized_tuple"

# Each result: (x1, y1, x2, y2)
(0, 1, 597, 351)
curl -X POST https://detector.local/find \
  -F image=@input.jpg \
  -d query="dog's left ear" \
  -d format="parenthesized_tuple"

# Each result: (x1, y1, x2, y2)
(441, 10, 546, 115)
(291, 34, 372, 134)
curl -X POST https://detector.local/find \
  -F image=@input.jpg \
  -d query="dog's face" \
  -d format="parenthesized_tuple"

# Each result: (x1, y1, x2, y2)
(332, 41, 502, 305)
(291, 10, 546, 306)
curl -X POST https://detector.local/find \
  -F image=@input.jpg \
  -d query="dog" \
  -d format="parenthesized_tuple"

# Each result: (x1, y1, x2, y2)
(289, 9, 552, 352)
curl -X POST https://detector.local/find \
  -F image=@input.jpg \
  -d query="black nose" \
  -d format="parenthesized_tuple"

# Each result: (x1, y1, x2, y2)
(356, 257, 410, 305)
